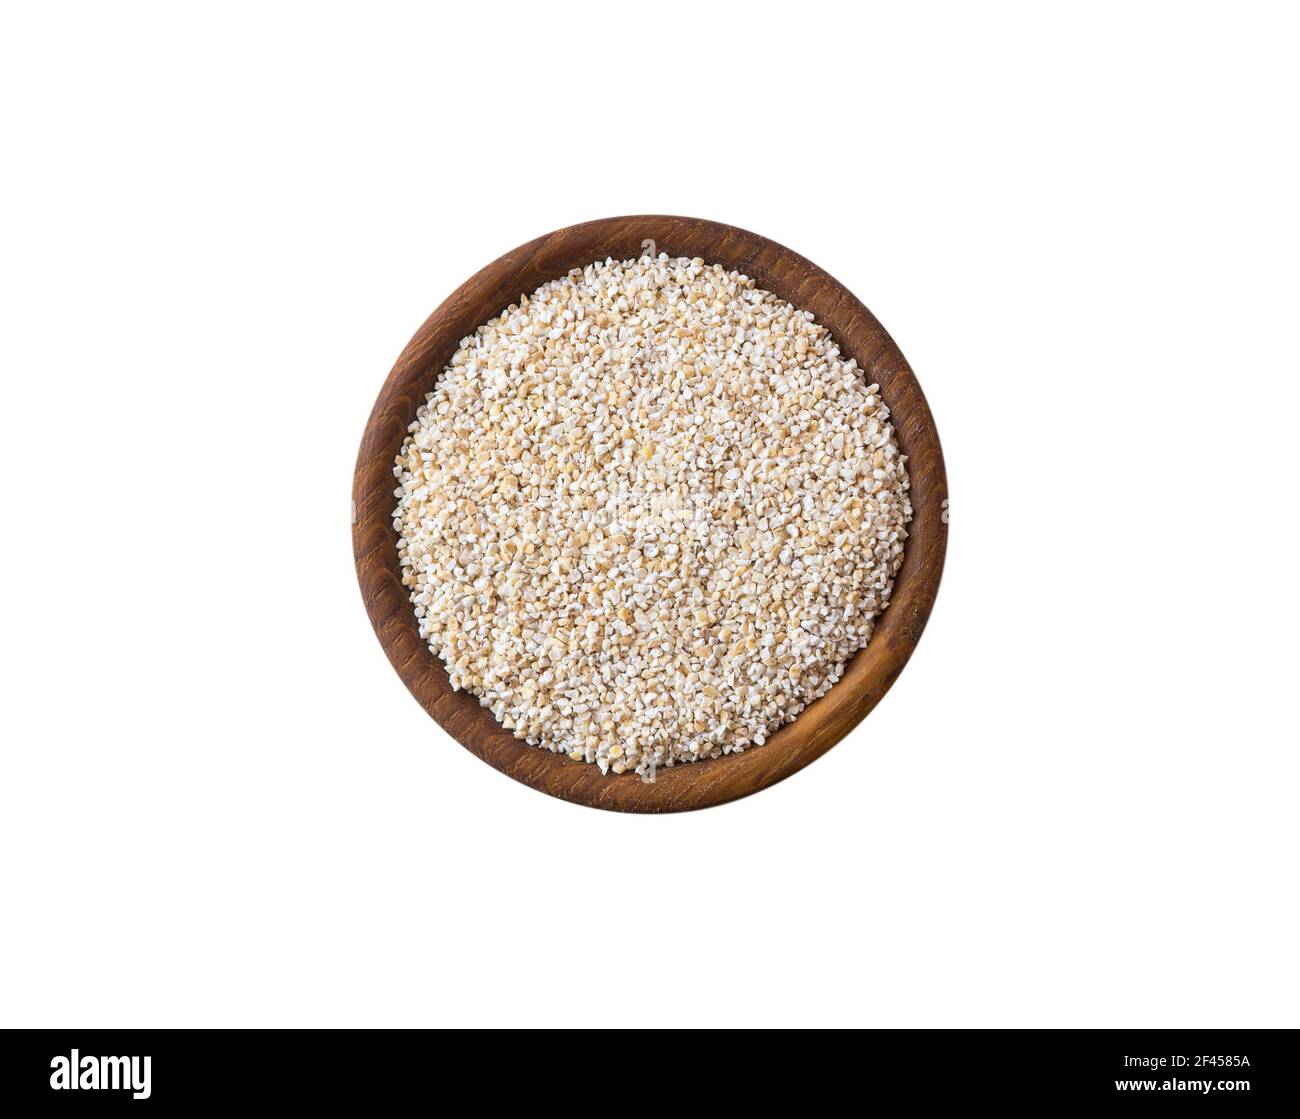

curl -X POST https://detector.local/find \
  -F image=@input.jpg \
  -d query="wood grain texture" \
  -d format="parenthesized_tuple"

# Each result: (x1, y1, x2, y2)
(353, 216, 947, 812)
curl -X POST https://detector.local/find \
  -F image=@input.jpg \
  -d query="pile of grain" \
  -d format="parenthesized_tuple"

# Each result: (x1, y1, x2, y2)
(394, 255, 910, 777)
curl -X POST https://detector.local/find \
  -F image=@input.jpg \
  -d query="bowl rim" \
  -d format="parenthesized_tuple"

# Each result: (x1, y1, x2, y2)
(352, 215, 948, 812)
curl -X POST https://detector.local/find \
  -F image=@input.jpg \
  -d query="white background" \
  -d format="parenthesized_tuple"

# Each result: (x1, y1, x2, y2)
(2, 2, 1296, 1028)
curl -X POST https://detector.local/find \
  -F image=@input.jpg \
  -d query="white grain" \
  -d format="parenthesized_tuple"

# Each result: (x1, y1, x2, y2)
(394, 255, 911, 777)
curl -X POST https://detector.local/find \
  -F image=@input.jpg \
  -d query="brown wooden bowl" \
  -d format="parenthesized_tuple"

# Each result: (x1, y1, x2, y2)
(353, 216, 947, 812)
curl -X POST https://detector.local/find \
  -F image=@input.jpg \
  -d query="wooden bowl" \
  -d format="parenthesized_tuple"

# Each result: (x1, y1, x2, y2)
(353, 216, 947, 812)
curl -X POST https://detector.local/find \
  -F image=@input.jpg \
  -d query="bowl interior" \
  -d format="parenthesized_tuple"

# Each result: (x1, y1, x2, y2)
(353, 216, 946, 812)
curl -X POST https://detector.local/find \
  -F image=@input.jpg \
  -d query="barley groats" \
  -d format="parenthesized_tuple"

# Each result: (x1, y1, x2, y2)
(393, 255, 911, 777)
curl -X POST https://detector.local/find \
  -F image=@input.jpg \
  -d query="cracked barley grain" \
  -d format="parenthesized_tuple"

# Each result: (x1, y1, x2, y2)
(393, 254, 911, 777)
